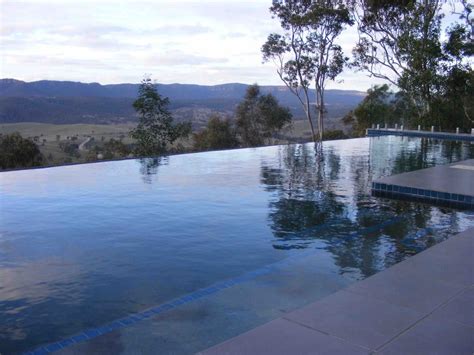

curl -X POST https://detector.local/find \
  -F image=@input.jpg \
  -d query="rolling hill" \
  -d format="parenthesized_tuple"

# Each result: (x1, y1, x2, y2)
(0, 79, 366, 126)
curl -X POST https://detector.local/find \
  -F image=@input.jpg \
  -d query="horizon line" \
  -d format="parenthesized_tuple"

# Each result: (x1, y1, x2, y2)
(0, 77, 369, 92)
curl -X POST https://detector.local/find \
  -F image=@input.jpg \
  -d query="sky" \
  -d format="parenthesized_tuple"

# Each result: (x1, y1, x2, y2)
(0, 0, 461, 91)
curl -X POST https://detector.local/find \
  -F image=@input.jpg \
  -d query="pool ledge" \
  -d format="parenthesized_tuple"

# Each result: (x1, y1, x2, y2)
(367, 128, 474, 142)
(372, 159, 474, 209)
(199, 227, 474, 354)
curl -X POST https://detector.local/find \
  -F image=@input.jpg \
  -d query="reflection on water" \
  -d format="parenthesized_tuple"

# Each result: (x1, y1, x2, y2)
(0, 136, 473, 353)
(139, 157, 168, 184)
(262, 137, 473, 278)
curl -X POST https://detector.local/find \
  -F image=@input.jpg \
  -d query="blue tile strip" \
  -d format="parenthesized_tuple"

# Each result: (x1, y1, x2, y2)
(23, 215, 414, 354)
(366, 129, 474, 142)
(371, 182, 474, 209)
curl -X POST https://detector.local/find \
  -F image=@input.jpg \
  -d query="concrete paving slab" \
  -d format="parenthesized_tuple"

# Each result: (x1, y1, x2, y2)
(345, 268, 465, 313)
(198, 318, 369, 355)
(377, 314, 474, 355)
(283, 290, 423, 350)
(430, 288, 474, 327)
(391, 249, 474, 288)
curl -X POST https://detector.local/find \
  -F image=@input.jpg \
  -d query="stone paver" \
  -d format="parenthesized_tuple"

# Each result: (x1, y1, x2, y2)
(200, 228, 474, 354)
(430, 287, 474, 328)
(345, 269, 464, 314)
(284, 290, 423, 350)
(198, 318, 369, 355)
(377, 314, 474, 355)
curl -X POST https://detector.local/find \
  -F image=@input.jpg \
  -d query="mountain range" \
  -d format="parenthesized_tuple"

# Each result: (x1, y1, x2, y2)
(0, 79, 366, 126)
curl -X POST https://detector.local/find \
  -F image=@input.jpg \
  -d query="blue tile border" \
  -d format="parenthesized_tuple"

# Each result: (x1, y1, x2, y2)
(371, 184, 474, 209)
(23, 215, 414, 354)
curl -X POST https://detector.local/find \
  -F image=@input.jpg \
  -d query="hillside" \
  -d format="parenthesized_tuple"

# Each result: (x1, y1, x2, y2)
(0, 79, 366, 126)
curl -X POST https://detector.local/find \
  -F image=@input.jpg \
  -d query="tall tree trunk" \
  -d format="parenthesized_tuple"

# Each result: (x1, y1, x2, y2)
(315, 82, 324, 142)
(303, 91, 317, 143)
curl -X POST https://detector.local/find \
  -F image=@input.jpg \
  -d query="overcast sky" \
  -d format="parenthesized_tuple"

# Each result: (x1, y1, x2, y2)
(0, 0, 459, 90)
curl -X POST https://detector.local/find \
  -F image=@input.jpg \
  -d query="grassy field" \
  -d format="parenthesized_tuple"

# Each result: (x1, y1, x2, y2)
(281, 120, 315, 142)
(0, 120, 346, 168)
(0, 122, 135, 142)
(1, 123, 136, 166)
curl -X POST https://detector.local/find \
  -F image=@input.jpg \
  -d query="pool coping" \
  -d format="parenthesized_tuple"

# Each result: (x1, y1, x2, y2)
(200, 227, 474, 354)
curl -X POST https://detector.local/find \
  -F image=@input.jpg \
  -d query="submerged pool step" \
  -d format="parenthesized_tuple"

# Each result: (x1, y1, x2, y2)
(24, 215, 420, 355)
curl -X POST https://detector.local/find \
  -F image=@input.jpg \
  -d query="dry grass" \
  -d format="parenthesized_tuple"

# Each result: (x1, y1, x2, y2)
(0, 122, 135, 142)
(0, 119, 347, 168)
(1, 123, 135, 165)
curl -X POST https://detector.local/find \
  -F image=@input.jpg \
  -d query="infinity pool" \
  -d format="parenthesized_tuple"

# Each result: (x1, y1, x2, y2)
(1, 136, 473, 354)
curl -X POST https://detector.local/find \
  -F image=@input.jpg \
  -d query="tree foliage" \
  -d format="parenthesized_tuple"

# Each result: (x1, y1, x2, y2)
(0, 132, 44, 170)
(59, 141, 80, 157)
(193, 115, 239, 151)
(322, 129, 348, 140)
(439, 6, 473, 128)
(351, 0, 473, 129)
(103, 138, 131, 158)
(235, 84, 292, 147)
(343, 84, 408, 135)
(130, 77, 191, 156)
(262, 0, 353, 142)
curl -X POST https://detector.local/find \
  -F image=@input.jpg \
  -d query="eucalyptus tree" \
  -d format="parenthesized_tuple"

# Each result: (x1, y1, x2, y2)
(235, 84, 292, 147)
(343, 84, 396, 135)
(441, 0, 473, 127)
(351, 0, 445, 124)
(351, 0, 473, 128)
(193, 114, 239, 151)
(262, 0, 353, 142)
(131, 77, 191, 156)
(0, 133, 44, 169)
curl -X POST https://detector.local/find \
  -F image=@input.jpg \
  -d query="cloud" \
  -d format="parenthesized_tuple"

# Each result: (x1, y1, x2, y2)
(222, 31, 248, 39)
(0, 0, 405, 90)
(4, 54, 120, 71)
(145, 24, 211, 36)
(146, 51, 229, 66)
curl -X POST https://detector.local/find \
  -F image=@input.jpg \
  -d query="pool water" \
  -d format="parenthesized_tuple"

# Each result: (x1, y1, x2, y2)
(1, 136, 473, 354)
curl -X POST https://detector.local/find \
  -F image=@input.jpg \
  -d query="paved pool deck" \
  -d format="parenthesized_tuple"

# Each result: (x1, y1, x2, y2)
(200, 227, 474, 355)
(372, 159, 474, 209)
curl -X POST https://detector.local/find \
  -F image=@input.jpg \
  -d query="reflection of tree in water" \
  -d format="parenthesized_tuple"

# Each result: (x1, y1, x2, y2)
(391, 138, 474, 175)
(139, 156, 169, 184)
(364, 138, 474, 274)
(261, 144, 349, 251)
(261, 140, 474, 279)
